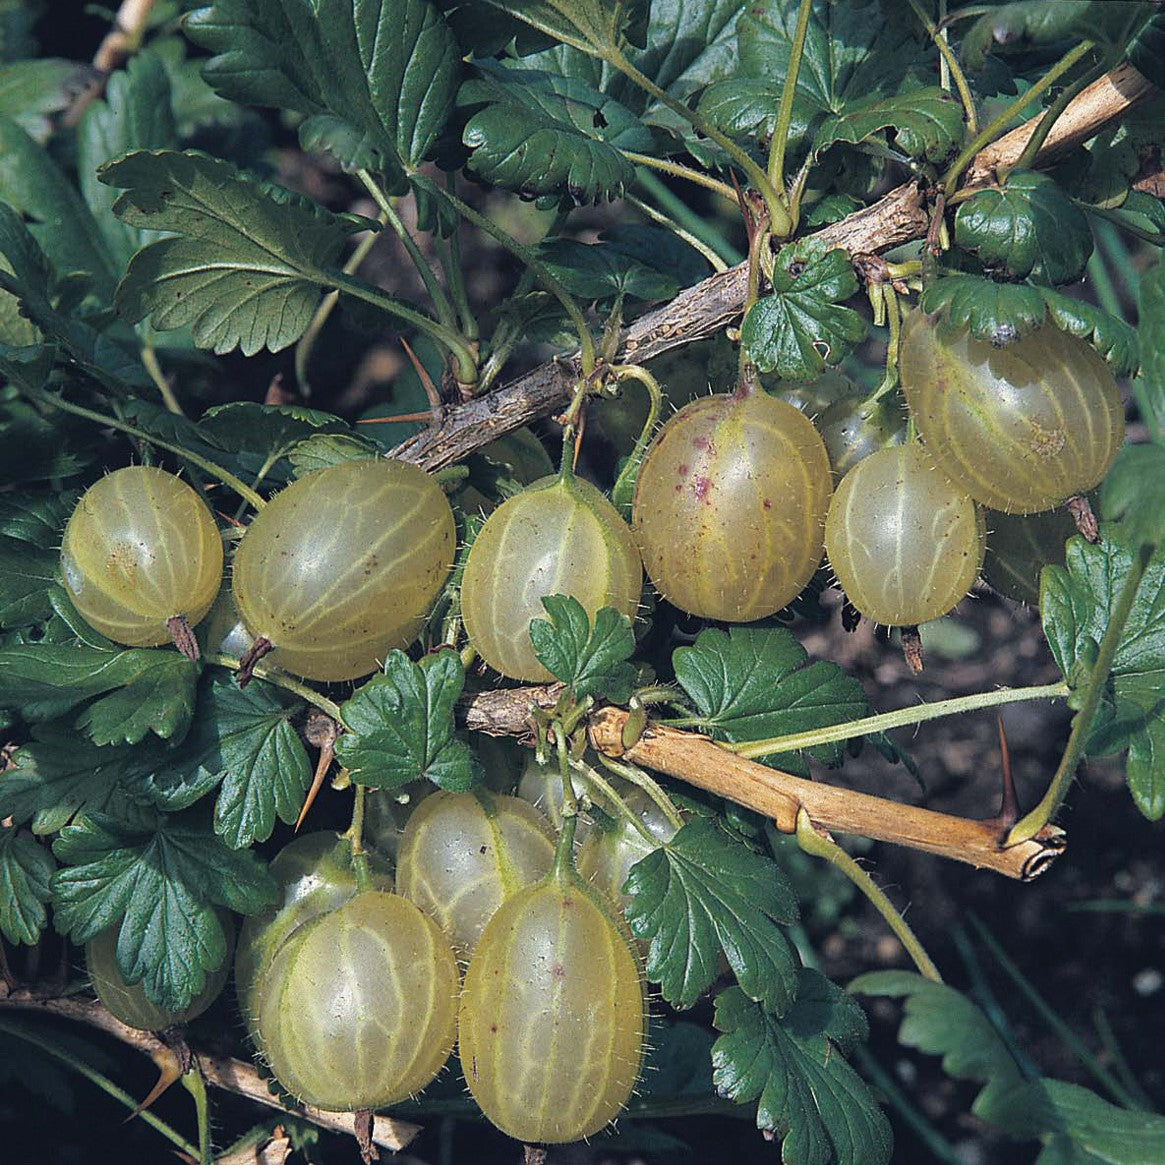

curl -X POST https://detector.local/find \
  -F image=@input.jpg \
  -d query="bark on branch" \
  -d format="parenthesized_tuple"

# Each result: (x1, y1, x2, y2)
(0, 988, 419, 1154)
(457, 688, 1066, 881)
(392, 65, 1158, 474)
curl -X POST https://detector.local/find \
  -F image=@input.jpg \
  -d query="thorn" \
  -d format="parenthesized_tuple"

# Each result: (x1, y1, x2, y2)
(572, 404, 587, 471)
(126, 1043, 184, 1121)
(982, 716, 1020, 837)
(400, 337, 444, 426)
(1067, 495, 1099, 542)
(296, 712, 338, 831)
(901, 625, 924, 673)
(263, 373, 294, 407)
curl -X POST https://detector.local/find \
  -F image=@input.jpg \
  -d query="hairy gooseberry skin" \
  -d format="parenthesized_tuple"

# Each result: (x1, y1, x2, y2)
(396, 790, 554, 957)
(632, 392, 832, 621)
(257, 891, 459, 1112)
(899, 313, 1125, 513)
(87, 919, 233, 1031)
(816, 396, 907, 482)
(61, 466, 223, 646)
(460, 473, 642, 682)
(458, 868, 646, 1143)
(234, 832, 393, 1038)
(232, 459, 455, 681)
(825, 445, 985, 626)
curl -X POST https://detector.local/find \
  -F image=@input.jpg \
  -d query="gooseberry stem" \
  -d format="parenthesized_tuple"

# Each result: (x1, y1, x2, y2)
(1010, 53, 1105, 175)
(26, 389, 268, 511)
(795, 809, 942, 982)
(610, 363, 663, 515)
(1008, 542, 1152, 844)
(767, 0, 814, 201)
(568, 757, 661, 849)
(346, 784, 374, 892)
(865, 284, 903, 405)
(140, 343, 184, 416)
(552, 725, 579, 877)
(597, 755, 686, 834)
(205, 654, 345, 723)
(694, 681, 1069, 759)
(181, 1067, 214, 1165)
(906, 0, 978, 134)
(621, 190, 730, 273)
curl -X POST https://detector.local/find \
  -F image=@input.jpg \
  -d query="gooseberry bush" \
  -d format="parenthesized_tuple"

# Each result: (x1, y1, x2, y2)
(1, 2, 1165, 1163)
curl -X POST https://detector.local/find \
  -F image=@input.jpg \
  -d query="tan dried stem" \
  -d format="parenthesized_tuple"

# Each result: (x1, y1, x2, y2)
(0, 989, 420, 1153)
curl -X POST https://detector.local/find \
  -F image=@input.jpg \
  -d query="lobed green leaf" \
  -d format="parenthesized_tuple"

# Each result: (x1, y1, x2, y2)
(624, 816, 800, 1013)
(0, 535, 55, 630)
(468, 0, 649, 55)
(102, 150, 361, 355)
(52, 812, 275, 1011)
(0, 59, 83, 141)
(673, 625, 868, 774)
(741, 245, 865, 380)
(1135, 256, 1165, 442)
(712, 974, 891, 1165)
(814, 87, 964, 163)
(0, 827, 54, 945)
(336, 649, 478, 791)
(529, 594, 637, 702)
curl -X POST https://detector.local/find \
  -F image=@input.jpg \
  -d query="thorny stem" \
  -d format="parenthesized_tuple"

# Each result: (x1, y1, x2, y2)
(942, 40, 1096, 195)
(621, 151, 738, 201)
(0, 1015, 201, 1158)
(410, 176, 596, 375)
(767, 0, 814, 202)
(1009, 543, 1152, 843)
(26, 389, 267, 511)
(796, 810, 942, 982)
(296, 215, 385, 397)
(606, 48, 793, 238)
(906, 0, 978, 134)
(703, 681, 1069, 760)
(357, 169, 459, 330)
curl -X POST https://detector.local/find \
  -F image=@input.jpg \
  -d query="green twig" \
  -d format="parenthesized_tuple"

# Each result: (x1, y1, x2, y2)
(139, 343, 184, 416)
(295, 217, 384, 397)
(325, 269, 479, 387)
(767, 0, 814, 201)
(968, 914, 1143, 1110)
(441, 171, 479, 342)
(205, 653, 344, 722)
(621, 150, 738, 200)
(1009, 543, 1152, 843)
(704, 681, 1068, 760)
(1011, 53, 1104, 174)
(410, 176, 596, 374)
(181, 1068, 214, 1165)
(1092, 1006, 1154, 1111)
(906, 0, 978, 134)
(622, 190, 729, 273)
(26, 389, 267, 511)
(942, 40, 1095, 195)
(356, 169, 459, 329)
(605, 48, 792, 238)
(0, 1015, 200, 1158)
(345, 784, 373, 891)
(595, 754, 686, 834)
(633, 168, 743, 265)
(610, 362, 663, 515)
(796, 809, 941, 982)
(567, 756, 660, 847)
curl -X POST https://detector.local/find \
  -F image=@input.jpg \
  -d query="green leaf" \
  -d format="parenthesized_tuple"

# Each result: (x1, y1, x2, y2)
(0, 828, 54, 945)
(814, 87, 964, 163)
(849, 970, 1023, 1117)
(186, 0, 460, 184)
(699, 0, 931, 163)
(955, 170, 1093, 285)
(624, 816, 800, 1013)
(529, 594, 637, 702)
(0, 492, 74, 547)
(471, 0, 649, 54)
(0, 643, 200, 746)
(0, 118, 119, 297)
(102, 150, 360, 355)
(460, 63, 652, 203)
(287, 431, 383, 475)
(336, 649, 478, 791)
(1038, 288, 1139, 377)
(712, 974, 891, 1165)
(1128, 11, 1165, 89)
(0, 535, 55, 629)
(77, 50, 178, 271)
(1135, 256, 1165, 442)
(1102, 445, 1165, 551)
(740, 245, 865, 380)
(991, 1080, 1165, 1165)
(673, 625, 868, 774)
(918, 275, 1049, 345)
(1040, 529, 1165, 819)
(0, 727, 154, 833)
(538, 230, 703, 303)
(0, 401, 91, 487)
(199, 401, 348, 464)
(52, 812, 275, 1011)
(0, 59, 82, 141)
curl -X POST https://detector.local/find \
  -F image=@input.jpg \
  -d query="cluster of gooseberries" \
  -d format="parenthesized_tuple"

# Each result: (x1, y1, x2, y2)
(67, 307, 1124, 1145)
